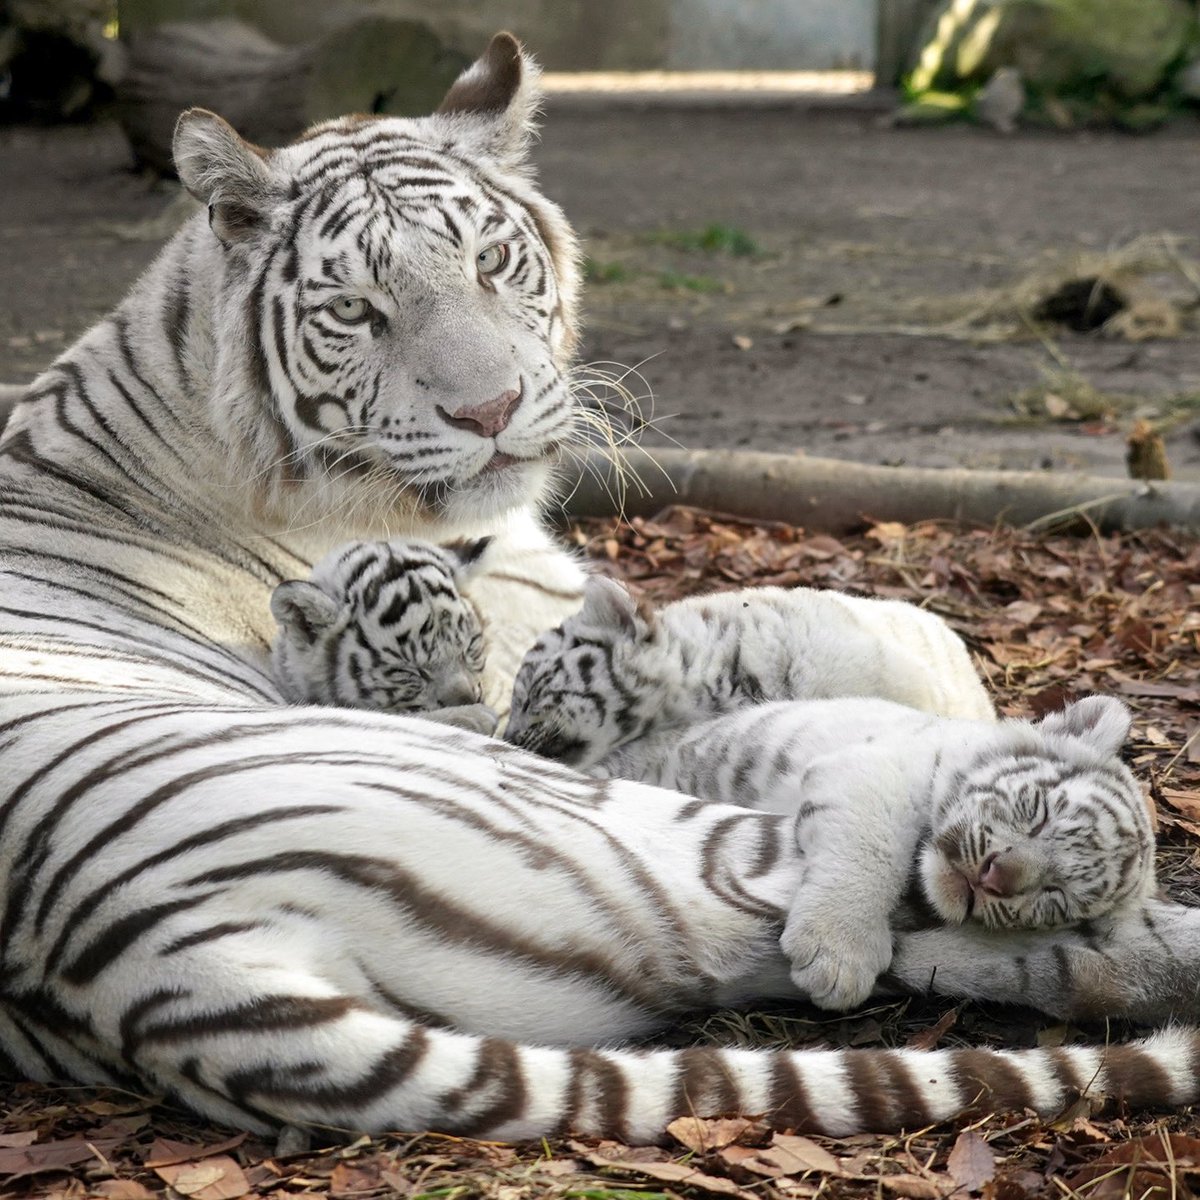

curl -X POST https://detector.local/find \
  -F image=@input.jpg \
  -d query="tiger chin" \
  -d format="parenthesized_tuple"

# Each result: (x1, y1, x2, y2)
(3, 31, 1200, 1150)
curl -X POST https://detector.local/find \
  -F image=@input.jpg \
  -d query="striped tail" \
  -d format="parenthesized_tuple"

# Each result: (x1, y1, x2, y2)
(138, 1003, 1200, 1142)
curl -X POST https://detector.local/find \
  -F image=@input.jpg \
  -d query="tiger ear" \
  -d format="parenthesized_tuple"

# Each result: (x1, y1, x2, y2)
(270, 581, 340, 646)
(579, 576, 655, 640)
(1038, 696, 1131, 756)
(173, 108, 278, 243)
(435, 32, 540, 169)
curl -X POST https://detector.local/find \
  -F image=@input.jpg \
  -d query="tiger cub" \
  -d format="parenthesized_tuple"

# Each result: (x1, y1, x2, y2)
(508, 679, 1156, 1009)
(270, 539, 497, 734)
(504, 574, 994, 768)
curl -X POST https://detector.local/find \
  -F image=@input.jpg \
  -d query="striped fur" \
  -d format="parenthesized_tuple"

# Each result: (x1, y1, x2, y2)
(506, 576, 994, 768)
(0, 33, 1198, 1144)
(271, 539, 496, 731)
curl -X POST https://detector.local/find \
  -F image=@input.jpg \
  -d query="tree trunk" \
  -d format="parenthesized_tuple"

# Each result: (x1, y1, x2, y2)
(560, 447, 1200, 534)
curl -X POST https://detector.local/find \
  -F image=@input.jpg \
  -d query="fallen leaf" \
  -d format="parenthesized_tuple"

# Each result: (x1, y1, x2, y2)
(906, 1006, 958, 1051)
(732, 334, 753, 350)
(331, 1159, 382, 1196)
(667, 1115, 765, 1153)
(0, 1137, 122, 1181)
(882, 1172, 951, 1197)
(91, 1182, 157, 1200)
(153, 1156, 249, 1200)
(726, 1134, 847, 1179)
(947, 1130, 996, 1193)
(1163, 789, 1200, 822)
(0, 1132, 38, 1149)
(144, 1133, 247, 1168)
(1109, 674, 1200, 702)
(581, 1150, 757, 1199)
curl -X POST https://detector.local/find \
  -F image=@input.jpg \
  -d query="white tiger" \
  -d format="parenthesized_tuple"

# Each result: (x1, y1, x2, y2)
(271, 539, 500, 734)
(0, 33, 1198, 1146)
(505, 575, 994, 768)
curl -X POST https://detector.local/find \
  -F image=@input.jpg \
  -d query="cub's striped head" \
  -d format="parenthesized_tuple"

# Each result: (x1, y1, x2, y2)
(171, 32, 582, 529)
(921, 696, 1155, 930)
(270, 538, 489, 712)
(506, 576, 660, 766)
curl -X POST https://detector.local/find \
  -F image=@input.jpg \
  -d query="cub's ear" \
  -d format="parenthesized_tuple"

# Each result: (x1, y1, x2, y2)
(444, 536, 493, 582)
(270, 581, 340, 645)
(579, 575, 655, 639)
(173, 108, 278, 243)
(435, 31, 540, 169)
(1038, 695, 1131, 756)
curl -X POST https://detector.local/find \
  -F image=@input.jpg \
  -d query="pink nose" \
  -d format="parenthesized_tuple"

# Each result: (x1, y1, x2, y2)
(437, 387, 522, 439)
(977, 853, 1014, 897)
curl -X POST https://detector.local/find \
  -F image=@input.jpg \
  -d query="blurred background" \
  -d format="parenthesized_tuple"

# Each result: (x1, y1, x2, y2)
(2, 0, 1199, 479)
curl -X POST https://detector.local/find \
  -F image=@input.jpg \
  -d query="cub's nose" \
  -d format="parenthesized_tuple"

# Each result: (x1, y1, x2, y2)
(437, 386, 522, 439)
(434, 673, 482, 708)
(977, 851, 1018, 896)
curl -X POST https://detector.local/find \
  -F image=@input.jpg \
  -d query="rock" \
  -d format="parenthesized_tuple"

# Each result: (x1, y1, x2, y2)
(1176, 58, 1200, 102)
(115, 17, 470, 174)
(910, 0, 1196, 101)
(974, 66, 1025, 131)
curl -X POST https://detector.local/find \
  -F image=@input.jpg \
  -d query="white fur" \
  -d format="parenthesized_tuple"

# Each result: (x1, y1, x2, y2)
(506, 578, 994, 770)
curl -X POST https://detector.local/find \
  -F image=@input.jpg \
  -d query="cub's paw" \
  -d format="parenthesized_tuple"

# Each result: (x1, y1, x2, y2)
(781, 916, 893, 1011)
(426, 704, 500, 736)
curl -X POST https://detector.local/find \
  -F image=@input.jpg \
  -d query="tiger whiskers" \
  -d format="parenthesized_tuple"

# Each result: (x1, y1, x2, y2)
(558, 358, 678, 519)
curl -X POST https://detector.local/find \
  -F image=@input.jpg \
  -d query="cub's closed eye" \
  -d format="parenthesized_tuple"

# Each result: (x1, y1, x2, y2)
(477, 244, 510, 276)
(1028, 816, 1049, 836)
(328, 296, 373, 325)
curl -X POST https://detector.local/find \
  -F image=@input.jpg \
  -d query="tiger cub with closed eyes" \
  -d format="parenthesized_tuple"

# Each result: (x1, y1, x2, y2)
(504, 580, 1155, 1008)
(271, 538, 498, 734)
(505, 574, 995, 768)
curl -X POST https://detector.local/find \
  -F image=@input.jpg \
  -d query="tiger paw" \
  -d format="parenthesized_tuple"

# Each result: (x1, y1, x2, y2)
(425, 704, 500, 736)
(781, 917, 893, 1011)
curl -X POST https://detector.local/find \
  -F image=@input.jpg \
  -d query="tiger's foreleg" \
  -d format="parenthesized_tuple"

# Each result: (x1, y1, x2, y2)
(776, 747, 928, 1011)
(887, 897, 1200, 1023)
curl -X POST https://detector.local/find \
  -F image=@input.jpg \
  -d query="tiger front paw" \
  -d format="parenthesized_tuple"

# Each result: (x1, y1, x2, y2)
(781, 915, 893, 1011)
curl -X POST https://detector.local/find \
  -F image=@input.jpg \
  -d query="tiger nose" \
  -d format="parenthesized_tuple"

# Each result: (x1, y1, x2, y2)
(437, 386, 522, 439)
(977, 852, 1017, 896)
(435, 673, 482, 708)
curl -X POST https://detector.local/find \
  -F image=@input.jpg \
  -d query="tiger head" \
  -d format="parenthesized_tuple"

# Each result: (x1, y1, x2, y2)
(505, 576, 666, 767)
(921, 696, 1157, 930)
(269, 538, 490, 712)
(171, 33, 582, 531)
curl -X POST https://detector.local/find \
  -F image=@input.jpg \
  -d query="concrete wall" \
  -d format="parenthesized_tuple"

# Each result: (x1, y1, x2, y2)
(119, 0, 880, 71)
(668, 0, 877, 70)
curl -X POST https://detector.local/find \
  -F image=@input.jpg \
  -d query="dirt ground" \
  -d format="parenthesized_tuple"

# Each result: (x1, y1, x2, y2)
(2, 101, 1200, 480)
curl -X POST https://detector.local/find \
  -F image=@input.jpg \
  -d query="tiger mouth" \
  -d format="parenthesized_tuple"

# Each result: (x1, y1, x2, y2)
(478, 452, 522, 474)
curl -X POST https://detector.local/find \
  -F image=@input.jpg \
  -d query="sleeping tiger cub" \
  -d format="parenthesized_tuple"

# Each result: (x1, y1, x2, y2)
(511, 681, 1155, 1008)
(270, 539, 499, 734)
(504, 575, 994, 768)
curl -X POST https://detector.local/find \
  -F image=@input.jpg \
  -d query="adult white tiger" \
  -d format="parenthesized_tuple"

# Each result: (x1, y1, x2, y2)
(1, 33, 1200, 1144)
